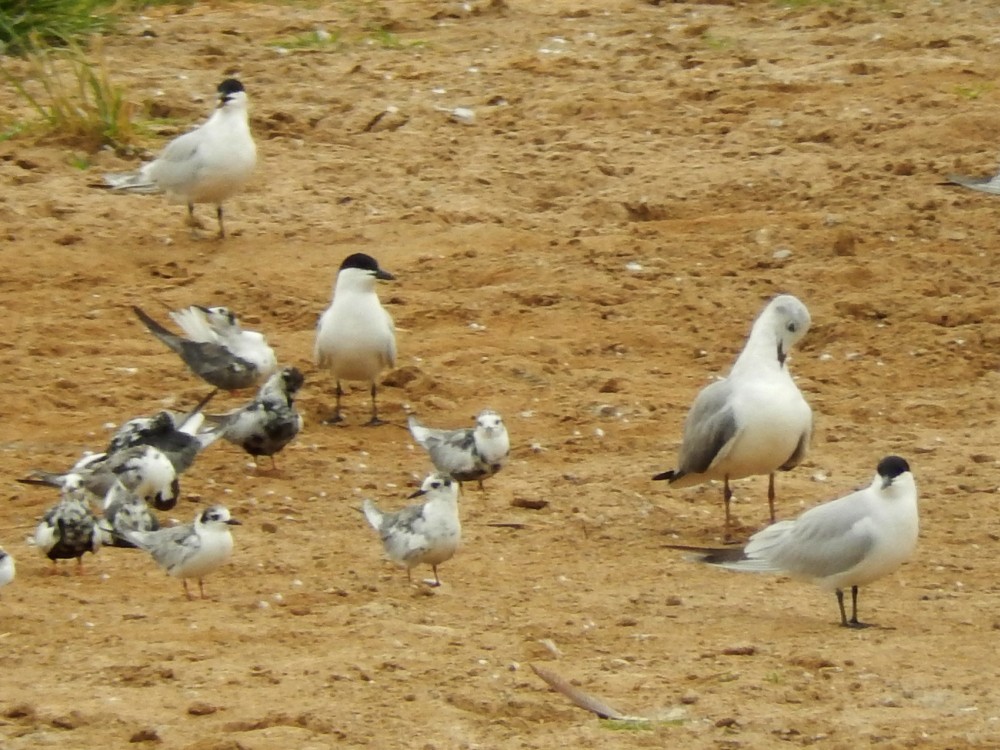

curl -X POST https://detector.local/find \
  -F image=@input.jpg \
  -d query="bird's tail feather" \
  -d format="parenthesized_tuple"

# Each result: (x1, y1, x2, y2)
(361, 499, 383, 531)
(102, 172, 162, 194)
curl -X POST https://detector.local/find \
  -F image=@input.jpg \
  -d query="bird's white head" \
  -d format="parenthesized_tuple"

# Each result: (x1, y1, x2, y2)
(475, 409, 506, 438)
(760, 294, 811, 366)
(197, 505, 242, 529)
(334, 252, 395, 292)
(409, 472, 458, 503)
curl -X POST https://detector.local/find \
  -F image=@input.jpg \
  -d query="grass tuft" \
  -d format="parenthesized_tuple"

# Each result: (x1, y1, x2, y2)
(1, 37, 137, 150)
(0, 0, 117, 55)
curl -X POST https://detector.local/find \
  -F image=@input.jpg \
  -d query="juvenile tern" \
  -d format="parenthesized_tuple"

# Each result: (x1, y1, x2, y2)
(668, 456, 918, 628)
(33, 489, 102, 571)
(206, 366, 304, 469)
(314, 253, 396, 425)
(653, 294, 813, 538)
(362, 472, 461, 586)
(99, 480, 161, 548)
(21, 443, 180, 511)
(408, 409, 510, 490)
(133, 305, 276, 391)
(124, 505, 241, 600)
(102, 78, 256, 238)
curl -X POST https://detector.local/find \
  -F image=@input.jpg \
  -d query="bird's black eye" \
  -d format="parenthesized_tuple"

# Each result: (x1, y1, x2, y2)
(786, 322, 797, 333)
(431, 481, 441, 490)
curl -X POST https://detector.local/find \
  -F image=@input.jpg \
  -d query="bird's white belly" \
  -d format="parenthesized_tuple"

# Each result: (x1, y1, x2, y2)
(316, 310, 391, 381)
(172, 533, 233, 579)
(716, 388, 809, 480)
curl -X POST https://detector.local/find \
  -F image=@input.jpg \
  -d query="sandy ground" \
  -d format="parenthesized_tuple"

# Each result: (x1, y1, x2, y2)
(3, 0, 1000, 747)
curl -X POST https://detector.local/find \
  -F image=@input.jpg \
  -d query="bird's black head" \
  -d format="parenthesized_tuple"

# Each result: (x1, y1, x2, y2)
(339, 253, 395, 280)
(217, 78, 246, 103)
(877, 455, 910, 481)
(282, 366, 305, 394)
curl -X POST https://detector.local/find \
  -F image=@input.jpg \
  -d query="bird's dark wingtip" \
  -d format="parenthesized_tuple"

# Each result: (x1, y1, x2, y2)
(652, 470, 676, 481)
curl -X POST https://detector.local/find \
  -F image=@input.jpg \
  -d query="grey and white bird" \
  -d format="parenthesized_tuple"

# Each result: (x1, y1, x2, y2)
(314, 253, 396, 425)
(99, 480, 161, 548)
(124, 505, 241, 600)
(945, 170, 1000, 196)
(653, 294, 813, 539)
(33, 488, 102, 571)
(668, 456, 918, 628)
(107, 392, 224, 475)
(133, 305, 276, 391)
(102, 78, 256, 238)
(206, 366, 304, 469)
(0, 547, 15, 592)
(362, 472, 461, 586)
(408, 409, 510, 490)
(20, 443, 180, 511)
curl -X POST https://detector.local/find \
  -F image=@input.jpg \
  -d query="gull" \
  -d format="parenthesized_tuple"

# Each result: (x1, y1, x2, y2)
(945, 170, 1000, 196)
(98, 480, 161, 548)
(102, 78, 256, 238)
(133, 305, 276, 391)
(314, 253, 396, 425)
(107, 391, 224, 474)
(0, 548, 14, 593)
(408, 409, 510, 490)
(667, 456, 918, 628)
(33, 488, 102, 572)
(20, 443, 180, 511)
(124, 505, 241, 600)
(652, 294, 813, 539)
(362, 472, 461, 586)
(205, 366, 304, 469)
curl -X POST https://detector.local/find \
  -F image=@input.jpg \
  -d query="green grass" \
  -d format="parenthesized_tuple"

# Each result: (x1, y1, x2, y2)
(1, 38, 138, 149)
(0, 0, 116, 55)
(954, 84, 993, 101)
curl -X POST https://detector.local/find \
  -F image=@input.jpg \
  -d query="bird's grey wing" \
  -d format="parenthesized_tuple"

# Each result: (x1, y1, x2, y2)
(779, 418, 812, 471)
(750, 494, 875, 579)
(131, 525, 200, 571)
(380, 504, 431, 562)
(424, 429, 479, 475)
(676, 380, 739, 476)
(947, 172, 1000, 195)
(144, 130, 206, 191)
(383, 310, 397, 367)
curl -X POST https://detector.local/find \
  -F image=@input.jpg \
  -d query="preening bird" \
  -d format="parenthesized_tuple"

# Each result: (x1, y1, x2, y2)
(653, 294, 813, 539)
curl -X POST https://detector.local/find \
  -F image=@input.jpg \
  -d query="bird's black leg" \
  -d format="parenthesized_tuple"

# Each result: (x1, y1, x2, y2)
(430, 565, 441, 587)
(767, 473, 777, 523)
(216, 204, 225, 239)
(324, 381, 345, 424)
(837, 586, 871, 628)
(366, 382, 386, 426)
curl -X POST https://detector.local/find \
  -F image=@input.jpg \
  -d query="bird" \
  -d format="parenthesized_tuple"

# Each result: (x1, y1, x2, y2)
(33, 488, 102, 572)
(667, 456, 918, 628)
(0, 548, 15, 593)
(362, 472, 461, 586)
(20, 443, 180, 511)
(106, 392, 224, 475)
(205, 366, 304, 469)
(98, 480, 161, 548)
(652, 294, 813, 539)
(101, 78, 257, 238)
(408, 409, 510, 490)
(132, 305, 276, 391)
(123, 505, 241, 600)
(314, 253, 396, 425)
(944, 170, 1000, 196)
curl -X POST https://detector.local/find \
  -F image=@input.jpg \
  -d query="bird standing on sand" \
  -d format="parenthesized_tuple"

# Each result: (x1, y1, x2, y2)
(362, 473, 461, 586)
(653, 294, 813, 539)
(408, 409, 510, 490)
(314, 253, 396, 425)
(102, 78, 257, 238)
(667, 456, 918, 628)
